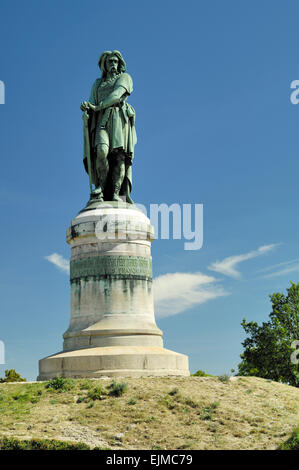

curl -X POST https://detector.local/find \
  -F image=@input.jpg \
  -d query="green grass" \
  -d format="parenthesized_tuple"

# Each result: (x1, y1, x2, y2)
(199, 402, 220, 421)
(280, 426, 299, 450)
(45, 377, 75, 392)
(0, 376, 298, 450)
(0, 437, 90, 450)
(0, 384, 44, 418)
(79, 380, 93, 390)
(184, 398, 198, 409)
(87, 386, 103, 401)
(128, 398, 136, 405)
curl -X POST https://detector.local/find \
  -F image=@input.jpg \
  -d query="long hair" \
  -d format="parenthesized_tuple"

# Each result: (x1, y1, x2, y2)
(98, 50, 126, 78)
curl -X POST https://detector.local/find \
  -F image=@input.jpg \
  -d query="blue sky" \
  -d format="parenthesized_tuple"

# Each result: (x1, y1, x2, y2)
(1, 0, 299, 380)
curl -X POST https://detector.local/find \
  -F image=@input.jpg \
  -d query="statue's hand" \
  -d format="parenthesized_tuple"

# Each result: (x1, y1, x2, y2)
(81, 101, 97, 112)
(80, 101, 89, 112)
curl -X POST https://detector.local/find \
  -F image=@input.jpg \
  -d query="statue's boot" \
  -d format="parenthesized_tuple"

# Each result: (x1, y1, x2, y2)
(111, 182, 122, 202)
(92, 185, 104, 202)
(122, 175, 134, 204)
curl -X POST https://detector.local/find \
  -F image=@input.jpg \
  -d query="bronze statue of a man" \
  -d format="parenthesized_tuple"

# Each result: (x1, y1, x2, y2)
(81, 50, 137, 203)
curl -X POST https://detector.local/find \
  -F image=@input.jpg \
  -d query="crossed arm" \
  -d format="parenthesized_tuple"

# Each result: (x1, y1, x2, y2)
(80, 85, 127, 113)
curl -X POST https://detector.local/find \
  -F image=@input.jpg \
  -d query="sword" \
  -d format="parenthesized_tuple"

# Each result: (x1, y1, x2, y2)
(82, 110, 93, 194)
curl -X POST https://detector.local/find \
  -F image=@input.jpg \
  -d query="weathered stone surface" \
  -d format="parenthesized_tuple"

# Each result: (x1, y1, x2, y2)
(38, 204, 190, 378)
(38, 346, 190, 379)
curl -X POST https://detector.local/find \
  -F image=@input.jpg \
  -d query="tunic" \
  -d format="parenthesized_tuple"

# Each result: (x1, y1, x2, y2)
(88, 72, 137, 157)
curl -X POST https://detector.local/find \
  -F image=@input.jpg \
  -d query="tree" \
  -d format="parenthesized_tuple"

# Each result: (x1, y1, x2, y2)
(238, 281, 299, 387)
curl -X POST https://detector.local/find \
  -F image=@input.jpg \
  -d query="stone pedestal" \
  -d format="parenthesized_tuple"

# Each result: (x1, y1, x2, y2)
(38, 201, 189, 379)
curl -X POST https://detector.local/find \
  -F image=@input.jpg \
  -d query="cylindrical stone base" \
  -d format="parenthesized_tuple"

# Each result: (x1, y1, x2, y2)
(38, 201, 189, 378)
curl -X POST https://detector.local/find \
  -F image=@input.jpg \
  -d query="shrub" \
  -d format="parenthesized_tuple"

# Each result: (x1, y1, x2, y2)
(218, 374, 230, 383)
(108, 381, 128, 397)
(191, 370, 209, 377)
(87, 386, 103, 401)
(45, 377, 74, 391)
(0, 369, 26, 383)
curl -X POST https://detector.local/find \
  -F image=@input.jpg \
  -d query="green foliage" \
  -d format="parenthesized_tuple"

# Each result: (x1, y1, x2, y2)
(279, 426, 299, 450)
(218, 374, 230, 383)
(79, 380, 92, 390)
(108, 380, 128, 397)
(184, 398, 198, 408)
(49, 399, 59, 405)
(87, 386, 103, 401)
(0, 437, 90, 450)
(76, 396, 85, 404)
(0, 369, 26, 383)
(11, 392, 38, 404)
(30, 397, 40, 404)
(152, 444, 162, 450)
(238, 282, 299, 387)
(45, 377, 74, 392)
(199, 402, 219, 421)
(162, 396, 176, 410)
(128, 398, 136, 405)
(191, 370, 210, 377)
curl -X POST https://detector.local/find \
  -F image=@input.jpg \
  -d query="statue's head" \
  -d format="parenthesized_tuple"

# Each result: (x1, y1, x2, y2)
(98, 50, 126, 78)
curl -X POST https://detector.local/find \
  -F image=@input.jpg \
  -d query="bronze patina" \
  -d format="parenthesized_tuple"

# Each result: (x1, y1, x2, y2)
(81, 50, 137, 203)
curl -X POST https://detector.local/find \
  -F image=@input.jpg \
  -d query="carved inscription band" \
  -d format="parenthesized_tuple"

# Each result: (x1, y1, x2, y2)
(70, 255, 152, 281)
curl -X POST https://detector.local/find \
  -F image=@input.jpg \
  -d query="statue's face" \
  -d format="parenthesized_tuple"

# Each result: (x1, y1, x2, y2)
(106, 55, 119, 74)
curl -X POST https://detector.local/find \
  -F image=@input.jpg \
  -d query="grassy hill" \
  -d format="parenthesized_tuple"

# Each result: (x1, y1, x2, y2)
(0, 376, 298, 450)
